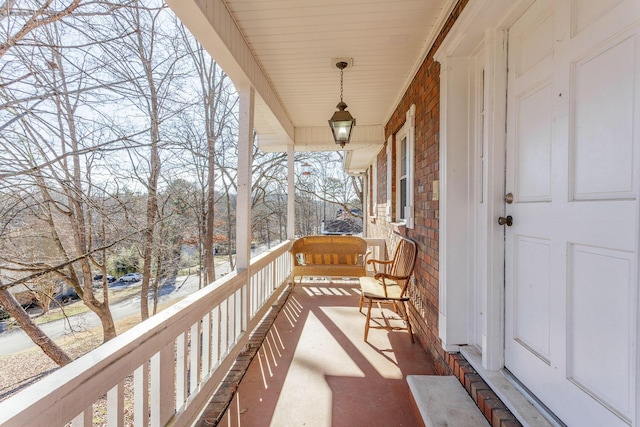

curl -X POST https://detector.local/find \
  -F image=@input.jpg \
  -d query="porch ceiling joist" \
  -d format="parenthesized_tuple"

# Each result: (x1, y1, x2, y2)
(283, 125, 384, 151)
(166, 0, 294, 147)
(257, 124, 384, 173)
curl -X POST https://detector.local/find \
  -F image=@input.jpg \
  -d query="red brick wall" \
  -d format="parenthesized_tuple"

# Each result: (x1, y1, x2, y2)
(367, 0, 469, 375)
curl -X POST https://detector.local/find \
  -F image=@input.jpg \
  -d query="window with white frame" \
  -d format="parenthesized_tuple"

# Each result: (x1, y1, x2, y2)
(397, 130, 409, 220)
(369, 157, 378, 218)
(388, 104, 415, 227)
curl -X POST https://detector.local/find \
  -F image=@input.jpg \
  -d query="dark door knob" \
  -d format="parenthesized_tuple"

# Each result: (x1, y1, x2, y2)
(498, 216, 513, 226)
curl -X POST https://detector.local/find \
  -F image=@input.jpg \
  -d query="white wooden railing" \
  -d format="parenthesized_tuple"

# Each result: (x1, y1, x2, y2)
(0, 241, 292, 427)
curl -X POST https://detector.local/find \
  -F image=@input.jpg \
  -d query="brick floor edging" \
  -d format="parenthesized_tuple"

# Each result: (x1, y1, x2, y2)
(195, 287, 292, 427)
(446, 352, 523, 427)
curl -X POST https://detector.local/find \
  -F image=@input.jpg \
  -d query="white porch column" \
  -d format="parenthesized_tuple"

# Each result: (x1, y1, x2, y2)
(287, 145, 295, 240)
(236, 85, 255, 272)
(362, 171, 368, 237)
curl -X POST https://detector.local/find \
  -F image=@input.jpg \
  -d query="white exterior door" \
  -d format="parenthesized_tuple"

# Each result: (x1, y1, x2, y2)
(504, 0, 639, 426)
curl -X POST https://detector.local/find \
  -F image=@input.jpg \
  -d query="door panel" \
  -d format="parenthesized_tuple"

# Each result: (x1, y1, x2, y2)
(572, 0, 626, 36)
(568, 244, 634, 419)
(571, 35, 636, 200)
(504, 0, 639, 426)
(515, 10, 554, 77)
(513, 235, 551, 363)
(515, 81, 553, 202)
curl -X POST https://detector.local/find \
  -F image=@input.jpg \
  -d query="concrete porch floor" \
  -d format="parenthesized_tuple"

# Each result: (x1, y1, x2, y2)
(216, 279, 438, 427)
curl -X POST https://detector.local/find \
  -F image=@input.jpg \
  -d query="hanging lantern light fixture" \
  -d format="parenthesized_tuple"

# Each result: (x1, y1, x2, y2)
(302, 162, 312, 176)
(328, 61, 356, 148)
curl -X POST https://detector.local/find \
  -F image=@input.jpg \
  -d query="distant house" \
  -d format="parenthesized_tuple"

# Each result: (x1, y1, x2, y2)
(7, 284, 36, 307)
(321, 218, 362, 235)
(7, 281, 77, 308)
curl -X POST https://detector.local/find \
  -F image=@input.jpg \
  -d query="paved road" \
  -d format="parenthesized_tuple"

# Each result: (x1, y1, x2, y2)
(0, 273, 207, 356)
(0, 244, 278, 356)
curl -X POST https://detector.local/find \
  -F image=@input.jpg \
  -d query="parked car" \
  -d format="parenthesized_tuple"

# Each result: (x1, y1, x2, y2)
(93, 274, 116, 283)
(119, 272, 142, 283)
(56, 284, 79, 303)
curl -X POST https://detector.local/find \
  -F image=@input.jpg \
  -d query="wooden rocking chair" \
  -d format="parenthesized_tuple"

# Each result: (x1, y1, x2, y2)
(359, 236, 418, 342)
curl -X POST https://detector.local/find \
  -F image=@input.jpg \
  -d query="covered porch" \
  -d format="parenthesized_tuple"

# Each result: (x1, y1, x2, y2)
(210, 278, 438, 427)
(1, 0, 637, 425)
(0, 1, 532, 426)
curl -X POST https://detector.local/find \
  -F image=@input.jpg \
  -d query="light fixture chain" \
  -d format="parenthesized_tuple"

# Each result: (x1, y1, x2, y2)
(329, 60, 354, 148)
(340, 68, 344, 103)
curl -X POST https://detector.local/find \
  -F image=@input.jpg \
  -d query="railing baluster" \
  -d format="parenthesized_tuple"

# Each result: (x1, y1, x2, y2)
(71, 408, 92, 427)
(259, 269, 264, 310)
(202, 312, 212, 379)
(254, 274, 258, 316)
(241, 285, 247, 334)
(220, 299, 228, 356)
(107, 381, 124, 427)
(150, 342, 175, 427)
(272, 259, 277, 291)
(190, 321, 201, 395)
(260, 268, 265, 309)
(256, 268, 260, 309)
(230, 291, 237, 342)
(212, 306, 220, 367)
(134, 361, 149, 427)
(250, 273, 255, 316)
(176, 332, 187, 407)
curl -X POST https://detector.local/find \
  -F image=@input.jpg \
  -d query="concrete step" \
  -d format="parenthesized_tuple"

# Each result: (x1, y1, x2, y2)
(408, 375, 490, 427)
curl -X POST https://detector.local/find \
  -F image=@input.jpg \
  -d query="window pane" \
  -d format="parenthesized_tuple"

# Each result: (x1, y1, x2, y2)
(400, 137, 407, 176)
(400, 177, 407, 219)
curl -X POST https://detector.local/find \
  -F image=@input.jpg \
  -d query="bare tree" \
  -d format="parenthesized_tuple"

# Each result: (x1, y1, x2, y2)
(0, 0, 297, 372)
(28, 275, 57, 315)
(0, 13, 127, 342)
(0, 0, 83, 59)
(93, 1, 184, 319)
(251, 147, 287, 245)
(149, 178, 194, 313)
(176, 22, 237, 286)
(0, 282, 71, 365)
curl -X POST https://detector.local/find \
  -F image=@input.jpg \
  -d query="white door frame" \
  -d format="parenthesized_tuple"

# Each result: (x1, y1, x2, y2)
(435, 0, 532, 370)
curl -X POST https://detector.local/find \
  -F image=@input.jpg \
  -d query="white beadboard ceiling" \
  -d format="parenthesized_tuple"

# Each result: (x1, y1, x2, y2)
(168, 0, 455, 172)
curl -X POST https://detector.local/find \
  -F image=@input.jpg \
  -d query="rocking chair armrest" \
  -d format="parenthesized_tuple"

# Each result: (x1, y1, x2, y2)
(367, 258, 394, 267)
(368, 258, 394, 275)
